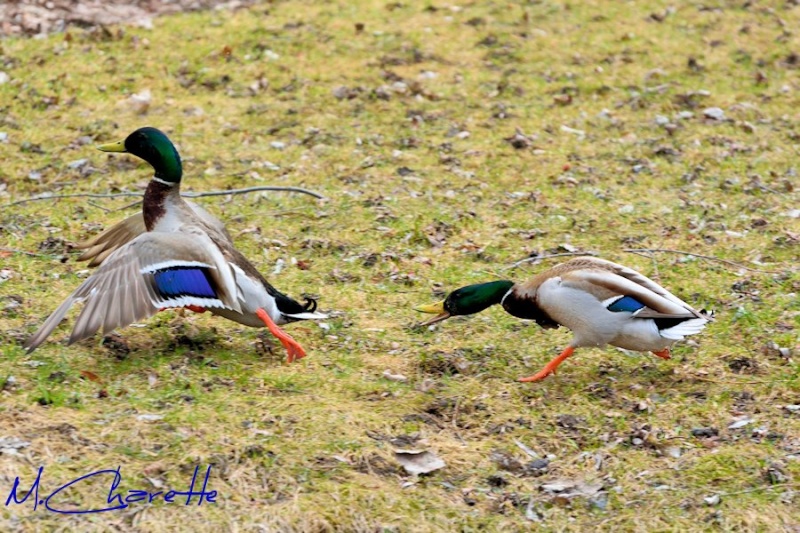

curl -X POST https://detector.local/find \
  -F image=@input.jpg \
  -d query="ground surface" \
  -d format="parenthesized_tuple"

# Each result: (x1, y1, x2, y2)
(0, 0, 799, 531)
(0, 0, 255, 38)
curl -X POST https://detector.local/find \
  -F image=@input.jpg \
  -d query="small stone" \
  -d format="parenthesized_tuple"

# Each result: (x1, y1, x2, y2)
(703, 107, 725, 121)
(527, 458, 550, 471)
(332, 86, 354, 100)
(665, 446, 682, 458)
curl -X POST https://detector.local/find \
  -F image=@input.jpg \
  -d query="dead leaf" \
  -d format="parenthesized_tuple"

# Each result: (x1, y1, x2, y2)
(136, 414, 164, 422)
(505, 128, 535, 149)
(143, 461, 169, 476)
(540, 478, 604, 501)
(382, 370, 408, 382)
(118, 89, 151, 114)
(80, 370, 103, 383)
(394, 449, 446, 475)
(514, 439, 540, 459)
(728, 417, 754, 429)
(525, 498, 543, 522)
(0, 436, 31, 455)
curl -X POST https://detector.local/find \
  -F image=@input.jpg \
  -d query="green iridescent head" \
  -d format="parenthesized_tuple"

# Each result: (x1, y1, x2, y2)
(97, 127, 182, 183)
(415, 280, 514, 325)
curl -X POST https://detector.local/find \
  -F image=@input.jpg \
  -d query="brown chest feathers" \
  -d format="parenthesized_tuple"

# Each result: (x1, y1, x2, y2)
(142, 180, 173, 231)
(502, 288, 560, 329)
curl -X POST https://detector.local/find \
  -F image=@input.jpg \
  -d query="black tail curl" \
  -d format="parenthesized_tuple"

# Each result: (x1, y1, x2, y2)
(302, 296, 318, 313)
(273, 291, 319, 316)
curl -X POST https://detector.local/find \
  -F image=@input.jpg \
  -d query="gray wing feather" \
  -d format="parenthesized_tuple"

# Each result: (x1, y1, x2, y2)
(75, 202, 230, 267)
(25, 229, 241, 353)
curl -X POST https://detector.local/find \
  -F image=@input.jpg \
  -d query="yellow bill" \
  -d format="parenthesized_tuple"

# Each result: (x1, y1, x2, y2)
(414, 300, 451, 326)
(97, 140, 127, 152)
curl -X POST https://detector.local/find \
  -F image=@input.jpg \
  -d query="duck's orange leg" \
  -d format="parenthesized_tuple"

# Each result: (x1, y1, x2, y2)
(518, 346, 575, 383)
(255, 308, 307, 363)
(652, 348, 671, 360)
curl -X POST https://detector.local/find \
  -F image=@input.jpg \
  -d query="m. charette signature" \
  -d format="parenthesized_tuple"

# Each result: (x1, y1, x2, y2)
(5, 465, 216, 514)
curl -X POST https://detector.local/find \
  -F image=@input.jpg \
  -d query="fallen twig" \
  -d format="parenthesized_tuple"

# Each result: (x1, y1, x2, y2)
(1, 185, 325, 208)
(716, 483, 800, 498)
(183, 186, 325, 200)
(0, 247, 53, 257)
(507, 251, 598, 270)
(685, 375, 792, 386)
(622, 248, 783, 274)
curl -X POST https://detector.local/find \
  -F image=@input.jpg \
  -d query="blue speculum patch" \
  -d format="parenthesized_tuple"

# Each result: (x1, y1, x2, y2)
(154, 268, 216, 299)
(607, 295, 646, 313)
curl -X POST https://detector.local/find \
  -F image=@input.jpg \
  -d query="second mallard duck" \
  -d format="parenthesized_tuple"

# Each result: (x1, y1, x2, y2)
(25, 127, 326, 361)
(415, 257, 713, 382)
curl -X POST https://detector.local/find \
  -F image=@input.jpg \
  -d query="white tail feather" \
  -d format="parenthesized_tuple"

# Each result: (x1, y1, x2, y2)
(283, 311, 328, 320)
(659, 317, 710, 340)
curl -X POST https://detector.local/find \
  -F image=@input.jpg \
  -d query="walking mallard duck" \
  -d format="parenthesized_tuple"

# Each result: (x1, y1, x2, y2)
(415, 257, 712, 382)
(25, 127, 326, 362)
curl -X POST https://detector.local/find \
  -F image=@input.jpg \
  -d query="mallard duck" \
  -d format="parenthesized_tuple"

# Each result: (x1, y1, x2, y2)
(24, 127, 326, 361)
(415, 256, 713, 382)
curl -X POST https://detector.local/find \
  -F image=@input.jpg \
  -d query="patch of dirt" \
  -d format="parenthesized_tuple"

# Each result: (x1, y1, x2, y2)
(101, 333, 130, 360)
(0, 0, 261, 38)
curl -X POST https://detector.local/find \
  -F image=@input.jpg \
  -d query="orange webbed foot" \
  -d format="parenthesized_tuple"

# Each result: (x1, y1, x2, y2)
(652, 348, 671, 360)
(518, 346, 575, 383)
(518, 368, 557, 383)
(255, 308, 308, 363)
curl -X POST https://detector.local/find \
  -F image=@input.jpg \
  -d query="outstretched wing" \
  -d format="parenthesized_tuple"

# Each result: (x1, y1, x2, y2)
(25, 228, 241, 353)
(75, 213, 147, 267)
(75, 202, 231, 267)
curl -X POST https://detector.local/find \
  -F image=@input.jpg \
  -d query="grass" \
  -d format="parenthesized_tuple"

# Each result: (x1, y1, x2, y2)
(0, 0, 799, 530)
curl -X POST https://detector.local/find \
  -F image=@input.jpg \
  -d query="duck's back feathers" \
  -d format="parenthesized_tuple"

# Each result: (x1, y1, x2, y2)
(507, 256, 712, 350)
(520, 257, 707, 319)
(560, 268, 699, 319)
